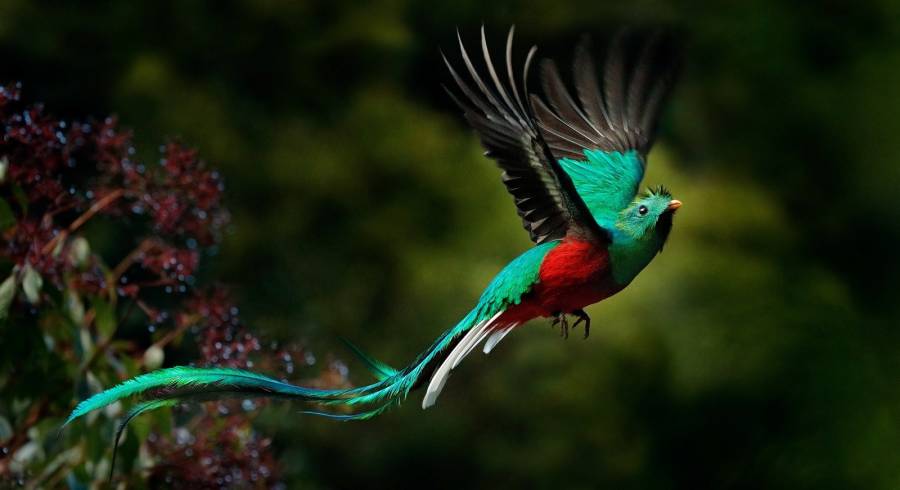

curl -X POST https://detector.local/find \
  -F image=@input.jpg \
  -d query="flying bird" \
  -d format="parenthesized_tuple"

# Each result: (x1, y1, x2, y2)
(66, 25, 682, 451)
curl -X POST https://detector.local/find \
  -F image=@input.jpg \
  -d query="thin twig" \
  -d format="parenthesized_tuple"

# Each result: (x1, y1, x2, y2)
(111, 239, 155, 281)
(41, 189, 124, 255)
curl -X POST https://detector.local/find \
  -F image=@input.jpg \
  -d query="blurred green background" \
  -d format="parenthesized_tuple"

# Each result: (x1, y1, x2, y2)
(2, 0, 899, 488)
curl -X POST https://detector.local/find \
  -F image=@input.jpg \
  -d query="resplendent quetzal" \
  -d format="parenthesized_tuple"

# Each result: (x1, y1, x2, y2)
(66, 26, 682, 438)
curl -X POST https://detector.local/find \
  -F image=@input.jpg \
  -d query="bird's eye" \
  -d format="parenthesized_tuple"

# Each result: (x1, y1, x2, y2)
(638, 205, 649, 216)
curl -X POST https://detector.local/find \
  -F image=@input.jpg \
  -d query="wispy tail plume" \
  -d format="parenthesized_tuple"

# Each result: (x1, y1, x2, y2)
(65, 307, 497, 427)
(64, 295, 519, 483)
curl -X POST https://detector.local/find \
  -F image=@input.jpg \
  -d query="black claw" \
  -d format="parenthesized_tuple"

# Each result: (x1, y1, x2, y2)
(571, 309, 591, 339)
(550, 311, 569, 339)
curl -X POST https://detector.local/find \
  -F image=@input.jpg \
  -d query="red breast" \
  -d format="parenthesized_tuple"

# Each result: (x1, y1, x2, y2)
(502, 239, 621, 323)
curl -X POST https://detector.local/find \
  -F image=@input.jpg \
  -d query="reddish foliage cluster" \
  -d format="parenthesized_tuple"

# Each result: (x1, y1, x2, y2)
(152, 143, 228, 244)
(146, 416, 281, 490)
(0, 82, 227, 291)
(1, 84, 74, 203)
(139, 241, 200, 284)
(2, 219, 59, 278)
(144, 288, 318, 489)
(0, 84, 291, 486)
(69, 259, 108, 296)
(189, 288, 262, 369)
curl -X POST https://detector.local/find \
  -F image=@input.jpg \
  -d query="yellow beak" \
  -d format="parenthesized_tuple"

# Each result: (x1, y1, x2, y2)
(666, 199, 682, 211)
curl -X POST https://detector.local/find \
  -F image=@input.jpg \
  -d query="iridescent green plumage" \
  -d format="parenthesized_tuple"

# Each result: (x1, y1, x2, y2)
(65, 241, 557, 428)
(558, 149, 644, 229)
(65, 366, 335, 425)
(340, 337, 399, 381)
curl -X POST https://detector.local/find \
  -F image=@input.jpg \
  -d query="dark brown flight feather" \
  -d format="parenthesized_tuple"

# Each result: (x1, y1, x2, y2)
(534, 30, 681, 160)
(444, 26, 608, 244)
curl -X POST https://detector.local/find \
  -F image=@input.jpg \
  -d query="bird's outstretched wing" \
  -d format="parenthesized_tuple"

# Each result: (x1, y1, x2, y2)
(444, 27, 607, 244)
(532, 32, 680, 225)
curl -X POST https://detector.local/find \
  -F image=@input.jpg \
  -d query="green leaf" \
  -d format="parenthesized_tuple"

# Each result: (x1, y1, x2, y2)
(51, 237, 64, 258)
(67, 237, 91, 268)
(0, 415, 12, 440)
(12, 440, 43, 468)
(130, 415, 151, 443)
(153, 408, 172, 436)
(69, 465, 90, 488)
(0, 198, 14, 230)
(142, 345, 164, 370)
(65, 290, 85, 325)
(83, 414, 105, 462)
(21, 263, 42, 304)
(116, 425, 140, 474)
(92, 298, 116, 338)
(0, 272, 15, 320)
(118, 350, 139, 376)
(79, 328, 94, 359)
(32, 446, 80, 489)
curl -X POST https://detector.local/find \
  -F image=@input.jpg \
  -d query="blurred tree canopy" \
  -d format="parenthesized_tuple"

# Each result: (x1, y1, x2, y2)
(1, 0, 899, 488)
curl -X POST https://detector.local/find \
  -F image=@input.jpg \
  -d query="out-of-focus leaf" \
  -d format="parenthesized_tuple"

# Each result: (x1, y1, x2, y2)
(11, 440, 43, 471)
(12, 398, 29, 414)
(51, 237, 64, 258)
(67, 237, 91, 268)
(104, 400, 122, 419)
(153, 408, 172, 436)
(0, 271, 15, 320)
(0, 155, 7, 183)
(0, 414, 12, 440)
(79, 328, 93, 361)
(64, 290, 85, 326)
(83, 418, 105, 464)
(31, 446, 81, 489)
(130, 415, 151, 443)
(0, 197, 14, 230)
(21, 263, 42, 304)
(93, 458, 110, 480)
(117, 426, 140, 474)
(67, 466, 90, 489)
(117, 349, 140, 377)
(142, 345, 164, 370)
(92, 298, 116, 338)
(42, 333, 55, 351)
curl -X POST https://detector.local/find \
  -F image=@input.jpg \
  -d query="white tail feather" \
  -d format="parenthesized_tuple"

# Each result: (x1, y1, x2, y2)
(422, 310, 503, 409)
(451, 323, 498, 369)
(483, 323, 517, 354)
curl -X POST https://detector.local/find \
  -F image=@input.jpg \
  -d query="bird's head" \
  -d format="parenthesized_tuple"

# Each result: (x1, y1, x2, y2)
(616, 185, 682, 244)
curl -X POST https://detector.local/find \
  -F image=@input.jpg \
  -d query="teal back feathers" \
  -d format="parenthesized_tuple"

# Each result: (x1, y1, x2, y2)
(474, 241, 558, 313)
(557, 149, 679, 286)
(558, 149, 644, 229)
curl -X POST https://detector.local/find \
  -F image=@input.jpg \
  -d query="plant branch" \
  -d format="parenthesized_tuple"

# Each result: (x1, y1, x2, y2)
(41, 189, 125, 255)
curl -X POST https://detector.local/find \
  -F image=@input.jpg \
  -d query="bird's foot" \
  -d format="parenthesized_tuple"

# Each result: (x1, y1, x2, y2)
(570, 309, 591, 340)
(551, 311, 569, 339)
